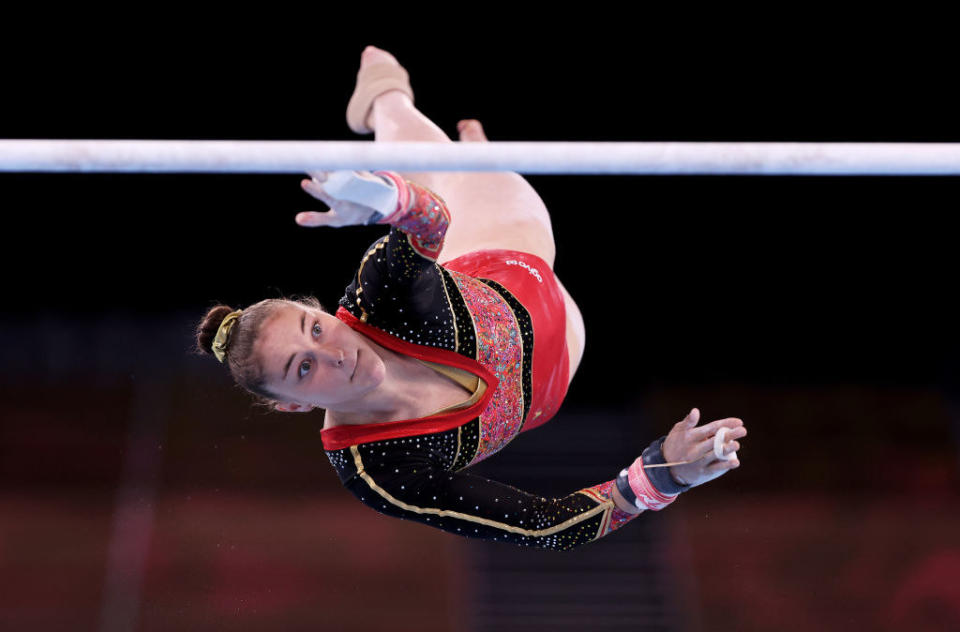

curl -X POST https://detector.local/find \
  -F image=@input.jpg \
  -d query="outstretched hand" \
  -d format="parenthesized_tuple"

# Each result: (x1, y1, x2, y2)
(663, 408, 746, 488)
(295, 171, 388, 228)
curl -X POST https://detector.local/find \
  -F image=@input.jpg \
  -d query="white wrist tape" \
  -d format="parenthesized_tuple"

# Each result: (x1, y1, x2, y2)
(322, 170, 400, 217)
(714, 427, 736, 461)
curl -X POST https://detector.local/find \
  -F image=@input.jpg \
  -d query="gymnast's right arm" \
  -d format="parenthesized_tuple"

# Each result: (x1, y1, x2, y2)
(295, 170, 452, 322)
(295, 169, 450, 265)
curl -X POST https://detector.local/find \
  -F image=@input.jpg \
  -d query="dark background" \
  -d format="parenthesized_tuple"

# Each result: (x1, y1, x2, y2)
(1, 15, 958, 632)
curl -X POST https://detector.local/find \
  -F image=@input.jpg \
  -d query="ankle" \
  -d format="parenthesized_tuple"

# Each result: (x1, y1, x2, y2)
(369, 90, 414, 132)
(376, 89, 414, 112)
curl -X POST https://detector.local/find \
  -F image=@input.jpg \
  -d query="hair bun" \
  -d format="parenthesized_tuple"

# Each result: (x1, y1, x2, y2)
(196, 304, 238, 355)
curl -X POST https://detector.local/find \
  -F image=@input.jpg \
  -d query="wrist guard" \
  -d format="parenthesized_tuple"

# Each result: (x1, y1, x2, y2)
(615, 435, 689, 512)
(642, 435, 693, 495)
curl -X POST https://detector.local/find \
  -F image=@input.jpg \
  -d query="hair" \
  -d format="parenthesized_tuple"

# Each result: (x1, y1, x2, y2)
(196, 295, 325, 403)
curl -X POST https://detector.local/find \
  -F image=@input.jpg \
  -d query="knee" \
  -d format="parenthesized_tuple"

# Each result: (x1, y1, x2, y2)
(566, 299, 585, 359)
(558, 279, 585, 380)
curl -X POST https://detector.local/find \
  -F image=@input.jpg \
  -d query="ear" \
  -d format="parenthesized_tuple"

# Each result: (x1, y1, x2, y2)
(274, 402, 315, 413)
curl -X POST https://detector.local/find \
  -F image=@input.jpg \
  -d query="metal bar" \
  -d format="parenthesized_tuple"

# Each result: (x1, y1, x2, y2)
(2, 140, 960, 174)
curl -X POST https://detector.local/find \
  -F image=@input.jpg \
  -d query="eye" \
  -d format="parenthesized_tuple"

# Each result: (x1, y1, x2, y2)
(312, 322, 322, 337)
(298, 359, 311, 379)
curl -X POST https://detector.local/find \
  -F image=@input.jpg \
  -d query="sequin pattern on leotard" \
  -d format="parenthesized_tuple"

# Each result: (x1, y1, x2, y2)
(445, 269, 533, 465)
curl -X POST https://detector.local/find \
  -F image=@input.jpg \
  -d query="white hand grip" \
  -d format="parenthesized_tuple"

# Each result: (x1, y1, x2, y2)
(322, 171, 399, 216)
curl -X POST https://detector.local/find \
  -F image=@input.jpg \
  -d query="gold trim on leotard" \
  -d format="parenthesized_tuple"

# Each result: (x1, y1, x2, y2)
(350, 446, 609, 537)
(452, 425, 463, 469)
(437, 263, 461, 353)
(355, 236, 390, 323)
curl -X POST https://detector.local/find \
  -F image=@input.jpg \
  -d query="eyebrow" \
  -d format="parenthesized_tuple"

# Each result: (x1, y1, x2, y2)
(281, 311, 307, 381)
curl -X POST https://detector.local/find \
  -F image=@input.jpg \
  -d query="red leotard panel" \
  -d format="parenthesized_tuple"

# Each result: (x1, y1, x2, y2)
(442, 248, 570, 432)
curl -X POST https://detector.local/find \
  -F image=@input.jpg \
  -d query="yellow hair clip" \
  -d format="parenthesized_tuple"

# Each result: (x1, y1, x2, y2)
(211, 309, 243, 364)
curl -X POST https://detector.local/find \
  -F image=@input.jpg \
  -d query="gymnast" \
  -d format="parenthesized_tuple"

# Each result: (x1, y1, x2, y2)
(196, 46, 747, 550)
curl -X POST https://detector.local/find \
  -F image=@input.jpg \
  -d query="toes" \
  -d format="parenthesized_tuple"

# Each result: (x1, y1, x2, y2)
(457, 119, 488, 142)
(361, 45, 397, 67)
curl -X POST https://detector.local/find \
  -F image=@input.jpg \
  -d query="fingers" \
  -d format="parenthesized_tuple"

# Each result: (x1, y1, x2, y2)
(675, 407, 699, 430)
(722, 439, 741, 456)
(297, 177, 338, 226)
(301, 178, 334, 204)
(690, 416, 744, 441)
(705, 456, 740, 474)
(687, 435, 721, 461)
(676, 422, 745, 463)
(713, 426, 745, 453)
(713, 436, 740, 462)
(666, 409, 746, 486)
(723, 426, 747, 443)
(296, 210, 339, 227)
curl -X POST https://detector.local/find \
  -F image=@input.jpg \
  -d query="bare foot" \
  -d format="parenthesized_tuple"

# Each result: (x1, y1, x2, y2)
(457, 119, 488, 142)
(359, 45, 411, 132)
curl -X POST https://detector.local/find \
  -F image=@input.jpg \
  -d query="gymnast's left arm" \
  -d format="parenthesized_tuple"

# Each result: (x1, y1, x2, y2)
(332, 440, 686, 552)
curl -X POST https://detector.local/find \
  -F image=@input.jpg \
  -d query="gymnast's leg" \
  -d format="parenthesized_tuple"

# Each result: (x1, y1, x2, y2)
(359, 46, 556, 267)
(357, 46, 583, 380)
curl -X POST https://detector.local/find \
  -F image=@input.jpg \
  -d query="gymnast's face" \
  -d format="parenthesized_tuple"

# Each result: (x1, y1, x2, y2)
(257, 303, 386, 411)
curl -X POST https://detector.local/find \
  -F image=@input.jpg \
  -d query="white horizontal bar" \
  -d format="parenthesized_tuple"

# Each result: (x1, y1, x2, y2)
(2, 140, 960, 174)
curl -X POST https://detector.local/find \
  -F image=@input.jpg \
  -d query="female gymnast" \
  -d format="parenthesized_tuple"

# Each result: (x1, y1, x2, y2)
(196, 46, 747, 551)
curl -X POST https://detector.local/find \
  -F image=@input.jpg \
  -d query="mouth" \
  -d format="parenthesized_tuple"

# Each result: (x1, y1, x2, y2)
(350, 350, 359, 381)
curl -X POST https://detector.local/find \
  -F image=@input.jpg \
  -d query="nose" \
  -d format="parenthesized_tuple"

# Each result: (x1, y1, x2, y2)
(318, 345, 345, 368)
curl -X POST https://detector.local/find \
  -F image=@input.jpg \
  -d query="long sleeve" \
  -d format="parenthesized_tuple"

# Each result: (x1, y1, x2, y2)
(326, 442, 646, 551)
(339, 172, 455, 329)
(373, 170, 450, 264)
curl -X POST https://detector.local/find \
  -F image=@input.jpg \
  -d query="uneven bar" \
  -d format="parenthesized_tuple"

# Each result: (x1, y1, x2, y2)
(1, 140, 960, 174)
